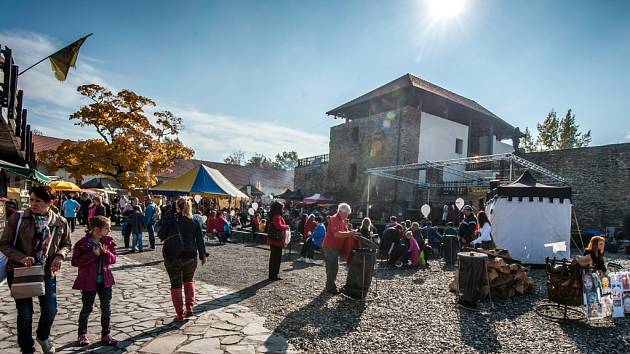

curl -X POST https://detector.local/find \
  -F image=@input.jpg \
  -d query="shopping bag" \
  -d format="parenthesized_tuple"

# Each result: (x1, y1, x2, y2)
(283, 229, 291, 247)
(11, 265, 46, 299)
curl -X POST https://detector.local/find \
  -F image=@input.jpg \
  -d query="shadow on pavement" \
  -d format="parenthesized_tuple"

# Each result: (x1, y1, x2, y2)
(273, 291, 366, 342)
(111, 260, 163, 271)
(194, 279, 272, 313)
(55, 320, 187, 353)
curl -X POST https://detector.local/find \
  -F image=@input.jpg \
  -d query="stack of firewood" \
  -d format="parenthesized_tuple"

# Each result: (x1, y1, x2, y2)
(545, 258, 583, 306)
(449, 251, 534, 299)
(486, 257, 534, 298)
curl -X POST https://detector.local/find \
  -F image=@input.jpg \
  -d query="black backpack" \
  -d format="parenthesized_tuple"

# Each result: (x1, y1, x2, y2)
(161, 215, 197, 260)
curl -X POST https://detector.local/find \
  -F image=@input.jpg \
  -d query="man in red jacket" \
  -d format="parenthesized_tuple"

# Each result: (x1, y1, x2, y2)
(322, 203, 359, 294)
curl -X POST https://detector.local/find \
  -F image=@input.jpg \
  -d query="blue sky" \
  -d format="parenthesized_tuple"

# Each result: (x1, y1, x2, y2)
(2, 0, 629, 161)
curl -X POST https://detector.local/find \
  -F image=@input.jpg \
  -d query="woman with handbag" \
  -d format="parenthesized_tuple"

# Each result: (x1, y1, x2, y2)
(265, 201, 288, 281)
(158, 197, 208, 321)
(0, 186, 72, 354)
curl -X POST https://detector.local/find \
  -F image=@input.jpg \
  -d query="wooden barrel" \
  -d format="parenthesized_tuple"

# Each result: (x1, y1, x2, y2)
(458, 251, 488, 306)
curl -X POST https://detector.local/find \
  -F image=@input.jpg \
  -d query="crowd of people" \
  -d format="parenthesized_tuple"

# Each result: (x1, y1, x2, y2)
(0, 186, 619, 353)
(0, 187, 208, 353)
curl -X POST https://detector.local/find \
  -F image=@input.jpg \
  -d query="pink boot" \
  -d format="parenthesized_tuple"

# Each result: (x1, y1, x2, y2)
(183, 282, 196, 317)
(170, 288, 184, 321)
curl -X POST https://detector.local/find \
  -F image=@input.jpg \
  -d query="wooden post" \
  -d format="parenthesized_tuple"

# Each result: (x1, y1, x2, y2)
(15, 90, 23, 131)
(1, 47, 12, 107)
(7, 65, 18, 120)
(20, 109, 27, 148)
(24, 124, 30, 154)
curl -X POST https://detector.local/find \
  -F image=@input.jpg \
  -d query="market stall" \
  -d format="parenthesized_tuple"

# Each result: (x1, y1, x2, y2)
(303, 193, 333, 205)
(486, 170, 572, 265)
(50, 180, 82, 192)
(80, 177, 123, 190)
(151, 164, 249, 204)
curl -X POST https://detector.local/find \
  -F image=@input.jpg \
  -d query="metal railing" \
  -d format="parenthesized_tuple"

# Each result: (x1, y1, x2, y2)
(297, 154, 329, 167)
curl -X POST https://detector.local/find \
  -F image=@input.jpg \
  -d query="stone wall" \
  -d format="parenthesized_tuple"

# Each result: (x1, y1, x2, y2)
(294, 162, 329, 197)
(325, 106, 421, 214)
(520, 143, 630, 228)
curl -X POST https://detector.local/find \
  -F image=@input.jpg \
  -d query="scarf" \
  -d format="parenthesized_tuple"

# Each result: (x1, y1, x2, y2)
(32, 210, 54, 264)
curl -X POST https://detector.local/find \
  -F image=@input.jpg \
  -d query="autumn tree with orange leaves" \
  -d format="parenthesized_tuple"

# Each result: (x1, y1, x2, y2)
(40, 84, 194, 189)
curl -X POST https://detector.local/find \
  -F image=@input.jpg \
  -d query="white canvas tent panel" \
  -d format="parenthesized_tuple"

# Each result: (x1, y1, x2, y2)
(487, 198, 571, 264)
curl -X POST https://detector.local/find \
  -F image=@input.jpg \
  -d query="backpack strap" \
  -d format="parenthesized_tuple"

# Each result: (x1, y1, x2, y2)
(12, 211, 24, 247)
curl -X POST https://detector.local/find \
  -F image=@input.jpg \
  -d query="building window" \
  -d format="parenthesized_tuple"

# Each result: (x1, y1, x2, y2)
(352, 127, 359, 143)
(455, 138, 463, 154)
(349, 163, 357, 183)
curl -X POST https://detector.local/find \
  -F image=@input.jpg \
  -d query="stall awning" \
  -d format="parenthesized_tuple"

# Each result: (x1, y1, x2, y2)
(151, 164, 249, 199)
(0, 159, 51, 184)
(80, 178, 123, 190)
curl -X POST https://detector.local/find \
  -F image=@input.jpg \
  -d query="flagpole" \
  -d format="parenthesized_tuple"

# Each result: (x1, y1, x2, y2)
(18, 33, 93, 76)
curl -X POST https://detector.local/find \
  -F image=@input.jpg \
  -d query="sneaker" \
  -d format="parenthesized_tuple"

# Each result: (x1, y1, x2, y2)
(295, 257, 305, 262)
(305, 258, 315, 264)
(101, 334, 118, 346)
(77, 334, 90, 346)
(36, 337, 55, 354)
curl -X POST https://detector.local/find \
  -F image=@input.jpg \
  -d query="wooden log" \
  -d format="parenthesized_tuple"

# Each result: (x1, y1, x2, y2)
(488, 269, 499, 282)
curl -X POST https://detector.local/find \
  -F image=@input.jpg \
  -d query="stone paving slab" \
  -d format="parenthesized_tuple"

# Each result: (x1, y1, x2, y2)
(0, 252, 296, 353)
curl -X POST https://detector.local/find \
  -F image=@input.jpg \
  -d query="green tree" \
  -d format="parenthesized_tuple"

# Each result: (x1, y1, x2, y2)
(246, 153, 273, 169)
(272, 151, 299, 170)
(558, 109, 591, 149)
(224, 150, 245, 165)
(536, 110, 560, 150)
(520, 127, 538, 152)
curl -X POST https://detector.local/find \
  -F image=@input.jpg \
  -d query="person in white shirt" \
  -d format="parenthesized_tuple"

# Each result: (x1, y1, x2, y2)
(472, 211, 493, 250)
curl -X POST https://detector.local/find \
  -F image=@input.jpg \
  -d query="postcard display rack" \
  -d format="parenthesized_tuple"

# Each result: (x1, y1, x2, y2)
(537, 257, 630, 321)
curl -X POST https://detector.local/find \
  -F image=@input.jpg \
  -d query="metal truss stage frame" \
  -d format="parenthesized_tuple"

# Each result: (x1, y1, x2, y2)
(364, 153, 568, 215)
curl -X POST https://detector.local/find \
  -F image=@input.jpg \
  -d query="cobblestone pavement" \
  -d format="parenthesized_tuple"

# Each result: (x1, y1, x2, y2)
(0, 228, 296, 354)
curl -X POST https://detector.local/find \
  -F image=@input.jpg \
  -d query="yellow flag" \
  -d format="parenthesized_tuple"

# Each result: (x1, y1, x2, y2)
(48, 34, 91, 81)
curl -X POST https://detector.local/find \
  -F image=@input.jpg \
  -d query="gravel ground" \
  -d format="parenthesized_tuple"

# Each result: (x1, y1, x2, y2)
(98, 225, 630, 353)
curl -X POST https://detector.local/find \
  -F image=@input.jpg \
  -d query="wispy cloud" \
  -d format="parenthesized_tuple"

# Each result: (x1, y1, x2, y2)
(173, 108, 329, 161)
(625, 131, 630, 140)
(1, 30, 328, 162)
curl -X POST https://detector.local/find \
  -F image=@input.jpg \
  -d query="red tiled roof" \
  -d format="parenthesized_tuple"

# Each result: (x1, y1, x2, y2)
(32, 134, 71, 153)
(159, 159, 294, 195)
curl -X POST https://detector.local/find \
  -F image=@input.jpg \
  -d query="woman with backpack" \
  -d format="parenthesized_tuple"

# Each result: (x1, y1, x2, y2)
(158, 197, 208, 321)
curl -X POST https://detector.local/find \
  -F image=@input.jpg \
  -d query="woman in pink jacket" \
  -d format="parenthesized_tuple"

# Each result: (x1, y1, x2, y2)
(71, 215, 118, 346)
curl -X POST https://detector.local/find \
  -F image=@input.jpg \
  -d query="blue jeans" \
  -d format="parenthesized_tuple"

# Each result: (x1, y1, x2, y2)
(146, 223, 155, 248)
(132, 232, 143, 251)
(7, 272, 57, 354)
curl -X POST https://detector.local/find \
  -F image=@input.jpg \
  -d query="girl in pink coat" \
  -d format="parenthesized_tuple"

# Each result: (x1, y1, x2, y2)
(405, 231, 421, 267)
(71, 215, 118, 347)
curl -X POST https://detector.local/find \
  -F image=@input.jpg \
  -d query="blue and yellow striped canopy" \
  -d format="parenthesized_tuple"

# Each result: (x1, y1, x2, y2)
(151, 164, 249, 199)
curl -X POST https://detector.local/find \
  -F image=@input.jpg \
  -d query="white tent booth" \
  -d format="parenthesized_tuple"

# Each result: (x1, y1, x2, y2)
(486, 170, 572, 265)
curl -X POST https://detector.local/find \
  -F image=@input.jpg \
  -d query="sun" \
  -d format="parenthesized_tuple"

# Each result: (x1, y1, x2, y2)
(427, 0, 468, 20)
